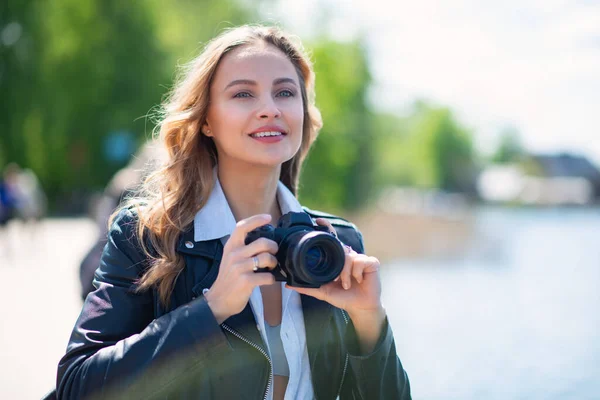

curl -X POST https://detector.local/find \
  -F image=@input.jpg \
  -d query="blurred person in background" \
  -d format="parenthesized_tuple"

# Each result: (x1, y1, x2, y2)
(0, 163, 21, 257)
(56, 25, 411, 399)
(0, 163, 47, 257)
(0, 164, 21, 227)
(79, 141, 167, 300)
(14, 166, 47, 225)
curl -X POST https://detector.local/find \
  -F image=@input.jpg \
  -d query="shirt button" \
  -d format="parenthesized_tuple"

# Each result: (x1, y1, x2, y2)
(185, 241, 194, 248)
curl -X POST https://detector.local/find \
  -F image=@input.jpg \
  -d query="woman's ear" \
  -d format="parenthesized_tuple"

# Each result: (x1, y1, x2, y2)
(202, 122, 213, 137)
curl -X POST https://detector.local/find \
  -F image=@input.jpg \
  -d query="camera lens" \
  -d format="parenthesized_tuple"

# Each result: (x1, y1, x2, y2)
(304, 246, 328, 274)
(287, 231, 345, 285)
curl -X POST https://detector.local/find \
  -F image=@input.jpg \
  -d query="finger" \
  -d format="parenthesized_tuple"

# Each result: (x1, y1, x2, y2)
(241, 237, 278, 258)
(339, 252, 353, 290)
(247, 253, 278, 271)
(363, 257, 381, 276)
(335, 245, 352, 282)
(351, 258, 366, 284)
(351, 255, 378, 284)
(315, 218, 338, 238)
(229, 214, 272, 247)
(343, 244, 353, 255)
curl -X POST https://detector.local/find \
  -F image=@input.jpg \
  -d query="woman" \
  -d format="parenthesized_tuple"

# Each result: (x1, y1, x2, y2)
(57, 25, 411, 400)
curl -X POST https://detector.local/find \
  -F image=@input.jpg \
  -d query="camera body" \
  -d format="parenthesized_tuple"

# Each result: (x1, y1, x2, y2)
(245, 212, 346, 288)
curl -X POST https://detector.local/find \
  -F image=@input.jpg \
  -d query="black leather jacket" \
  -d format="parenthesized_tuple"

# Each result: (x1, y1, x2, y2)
(56, 207, 411, 399)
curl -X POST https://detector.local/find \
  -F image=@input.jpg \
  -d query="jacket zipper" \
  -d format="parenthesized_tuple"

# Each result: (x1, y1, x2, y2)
(222, 323, 272, 400)
(336, 310, 350, 398)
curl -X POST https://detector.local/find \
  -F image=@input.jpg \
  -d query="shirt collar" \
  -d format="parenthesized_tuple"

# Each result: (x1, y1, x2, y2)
(193, 176, 303, 242)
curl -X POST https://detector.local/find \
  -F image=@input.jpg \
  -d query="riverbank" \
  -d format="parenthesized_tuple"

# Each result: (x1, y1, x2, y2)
(348, 208, 475, 262)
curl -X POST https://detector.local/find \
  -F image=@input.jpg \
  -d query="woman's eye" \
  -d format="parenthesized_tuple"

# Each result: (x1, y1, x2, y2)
(277, 89, 294, 98)
(234, 92, 252, 98)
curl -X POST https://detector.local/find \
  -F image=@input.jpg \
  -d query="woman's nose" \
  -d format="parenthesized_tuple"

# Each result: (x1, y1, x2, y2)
(256, 96, 281, 119)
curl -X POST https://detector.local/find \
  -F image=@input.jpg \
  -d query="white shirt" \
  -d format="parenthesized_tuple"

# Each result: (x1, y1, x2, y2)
(193, 176, 315, 400)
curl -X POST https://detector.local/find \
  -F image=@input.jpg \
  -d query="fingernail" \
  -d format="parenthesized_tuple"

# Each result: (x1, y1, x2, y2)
(343, 282, 349, 290)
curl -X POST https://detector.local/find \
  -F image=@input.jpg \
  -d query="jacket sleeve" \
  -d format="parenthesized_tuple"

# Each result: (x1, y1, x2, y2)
(340, 317, 411, 399)
(336, 224, 412, 400)
(56, 208, 231, 399)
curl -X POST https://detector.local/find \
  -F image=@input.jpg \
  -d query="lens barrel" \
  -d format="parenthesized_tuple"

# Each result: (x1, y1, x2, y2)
(285, 231, 345, 285)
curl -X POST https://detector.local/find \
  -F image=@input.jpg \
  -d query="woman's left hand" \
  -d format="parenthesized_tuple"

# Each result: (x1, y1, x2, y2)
(287, 218, 383, 317)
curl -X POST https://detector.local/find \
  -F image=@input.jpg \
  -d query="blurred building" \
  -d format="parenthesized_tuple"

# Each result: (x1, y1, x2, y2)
(477, 153, 600, 206)
(531, 154, 600, 197)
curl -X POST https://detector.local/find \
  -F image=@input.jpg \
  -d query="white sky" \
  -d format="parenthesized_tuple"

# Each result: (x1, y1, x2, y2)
(267, 0, 600, 164)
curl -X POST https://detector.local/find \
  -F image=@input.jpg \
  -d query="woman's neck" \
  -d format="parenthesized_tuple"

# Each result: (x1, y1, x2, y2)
(217, 163, 282, 223)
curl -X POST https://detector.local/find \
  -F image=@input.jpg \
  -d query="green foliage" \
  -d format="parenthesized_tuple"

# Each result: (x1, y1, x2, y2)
(145, 0, 255, 68)
(373, 101, 477, 193)
(411, 102, 476, 191)
(1, 1, 42, 178)
(492, 127, 524, 164)
(299, 39, 373, 212)
(371, 112, 413, 188)
(1, 0, 256, 211)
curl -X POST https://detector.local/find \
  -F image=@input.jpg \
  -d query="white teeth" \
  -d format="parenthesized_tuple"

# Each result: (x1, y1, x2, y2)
(251, 131, 283, 138)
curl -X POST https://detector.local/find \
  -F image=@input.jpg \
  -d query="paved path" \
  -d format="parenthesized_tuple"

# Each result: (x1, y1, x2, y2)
(0, 218, 98, 400)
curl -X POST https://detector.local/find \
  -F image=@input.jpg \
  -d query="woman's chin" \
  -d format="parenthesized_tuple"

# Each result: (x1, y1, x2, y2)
(252, 157, 291, 169)
(246, 151, 296, 168)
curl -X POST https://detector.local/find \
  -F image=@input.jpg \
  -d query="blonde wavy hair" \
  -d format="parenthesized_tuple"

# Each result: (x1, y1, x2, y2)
(118, 25, 323, 305)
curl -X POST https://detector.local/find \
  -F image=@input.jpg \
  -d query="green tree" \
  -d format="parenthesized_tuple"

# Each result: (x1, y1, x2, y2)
(373, 101, 477, 193)
(0, 1, 43, 173)
(145, 0, 256, 70)
(410, 102, 475, 191)
(371, 111, 412, 189)
(492, 127, 524, 164)
(299, 39, 373, 212)
(1, 0, 256, 212)
(1, 1, 167, 209)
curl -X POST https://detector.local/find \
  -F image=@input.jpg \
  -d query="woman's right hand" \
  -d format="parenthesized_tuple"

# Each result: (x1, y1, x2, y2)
(204, 214, 278, 324)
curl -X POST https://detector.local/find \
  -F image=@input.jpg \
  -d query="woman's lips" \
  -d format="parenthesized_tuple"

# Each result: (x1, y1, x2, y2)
(249, 131, 285, 143)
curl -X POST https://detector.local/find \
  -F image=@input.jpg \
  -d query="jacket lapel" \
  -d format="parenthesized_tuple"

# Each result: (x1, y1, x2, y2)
(301, 294, 333, 366)
(176, 228, 221, 259)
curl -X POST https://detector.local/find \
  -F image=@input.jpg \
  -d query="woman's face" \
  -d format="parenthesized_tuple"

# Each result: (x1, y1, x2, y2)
(204, 43, 304, 170)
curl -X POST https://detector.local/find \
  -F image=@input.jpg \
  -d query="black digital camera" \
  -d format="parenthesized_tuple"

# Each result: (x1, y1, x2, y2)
(244, 212, 346, 288)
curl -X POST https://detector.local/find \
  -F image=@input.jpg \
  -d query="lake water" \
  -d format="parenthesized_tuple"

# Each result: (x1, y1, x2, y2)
(382, 207, 600, 400)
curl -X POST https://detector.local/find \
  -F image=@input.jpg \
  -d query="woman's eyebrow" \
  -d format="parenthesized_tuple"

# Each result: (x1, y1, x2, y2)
(224, 79, 255, 91)
(224, 77, 298, 91)
(273, 77, 297, 86)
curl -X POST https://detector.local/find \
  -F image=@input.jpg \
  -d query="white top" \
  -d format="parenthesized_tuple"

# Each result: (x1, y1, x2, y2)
(193, 175, 315, 400)
(264, 323, 290, 377)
